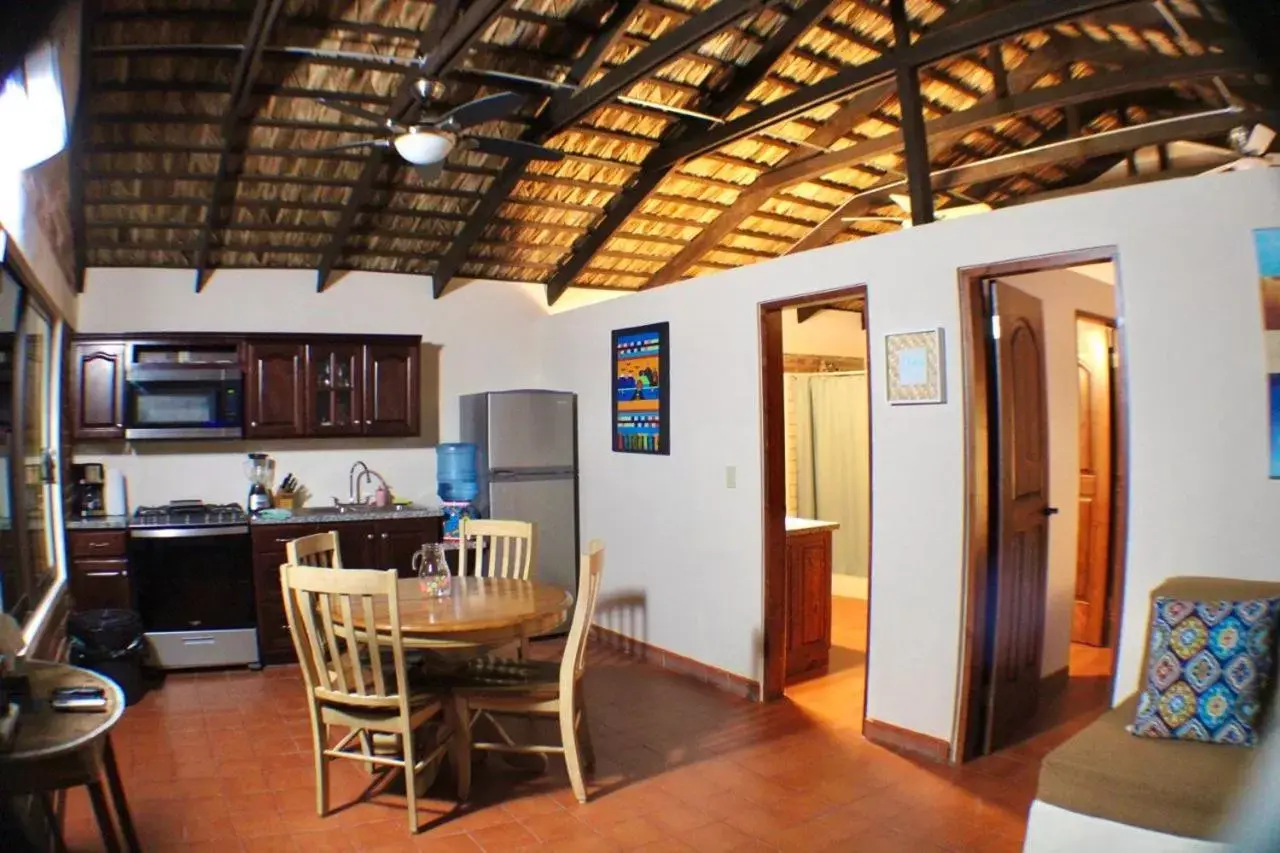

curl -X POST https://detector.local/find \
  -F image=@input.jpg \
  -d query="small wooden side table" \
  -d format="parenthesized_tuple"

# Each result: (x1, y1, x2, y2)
(0, 661, 139, 853)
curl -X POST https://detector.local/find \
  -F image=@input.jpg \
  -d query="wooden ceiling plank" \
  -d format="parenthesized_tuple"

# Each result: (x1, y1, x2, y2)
(543, 0, 840, 303)
(428, 0, 647, 297)
(784, 105, 1266, 254)
(649, 0, 1138, 170)
(643, 48, 1250, 286)
(191, 0, 288, 292)
(315, 0, 499, 292)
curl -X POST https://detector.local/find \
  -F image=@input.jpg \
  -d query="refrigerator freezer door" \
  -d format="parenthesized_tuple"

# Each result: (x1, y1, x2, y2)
(489, 474, 578, 630)
(486, 392, 576, 472)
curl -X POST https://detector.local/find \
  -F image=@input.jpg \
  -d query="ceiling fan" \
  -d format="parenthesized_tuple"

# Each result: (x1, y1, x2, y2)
(315, 80, 565, 183)
(1200, 123, 1280, 174)
(843, 193, 993, 227)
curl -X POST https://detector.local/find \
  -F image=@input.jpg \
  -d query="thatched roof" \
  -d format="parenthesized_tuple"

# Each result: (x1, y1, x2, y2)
(79, 0, 1272, 297)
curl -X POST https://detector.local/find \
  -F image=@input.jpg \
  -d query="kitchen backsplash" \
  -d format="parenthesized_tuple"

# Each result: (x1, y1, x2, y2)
(73, 445, 444, 512)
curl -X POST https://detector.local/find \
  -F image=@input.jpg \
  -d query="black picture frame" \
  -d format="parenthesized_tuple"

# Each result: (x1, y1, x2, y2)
(611, 321, 669, 455)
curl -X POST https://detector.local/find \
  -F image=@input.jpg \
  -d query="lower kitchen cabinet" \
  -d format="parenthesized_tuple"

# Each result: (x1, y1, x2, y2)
(67, 529, 132, 612)
(70, 558, 132, 611)
(784, 528, 833, 686)
(250, 515, 442, 664)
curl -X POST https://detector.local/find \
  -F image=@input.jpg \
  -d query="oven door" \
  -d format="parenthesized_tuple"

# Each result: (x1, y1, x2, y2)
(130, 527, 254, 631)
(124, 367, 243, 440)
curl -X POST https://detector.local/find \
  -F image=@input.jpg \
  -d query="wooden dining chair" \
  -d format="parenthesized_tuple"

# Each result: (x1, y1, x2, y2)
(458, 518, 534, 579)
(279, 563, 465, 832)
(449, 540, 604, 803)
(287, 531, 343, 568)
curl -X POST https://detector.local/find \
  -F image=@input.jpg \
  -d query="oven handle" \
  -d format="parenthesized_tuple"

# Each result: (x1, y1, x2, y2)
(130, 526, 250, 539)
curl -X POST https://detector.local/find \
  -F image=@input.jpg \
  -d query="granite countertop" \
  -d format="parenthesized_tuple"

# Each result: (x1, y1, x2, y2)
(66, 516, 130, 530)
(785, 516, 841, 534)
(249, 505, 445, 525)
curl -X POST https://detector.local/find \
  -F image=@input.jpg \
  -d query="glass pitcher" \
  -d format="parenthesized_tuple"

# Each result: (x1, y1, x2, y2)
(413, 543, 451, 598)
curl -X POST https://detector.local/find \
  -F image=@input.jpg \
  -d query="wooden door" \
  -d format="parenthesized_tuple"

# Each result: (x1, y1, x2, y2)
(305, 343, 364, 437)
(784, 530, 833, 684)
(985, 281, 1052, 752)
(337, 522, 378, 568)
(363, 343, 420, 437)
(1073, 317, 1114, 646)
(72, 343, 126, 440)
(245, 343, 305, 438)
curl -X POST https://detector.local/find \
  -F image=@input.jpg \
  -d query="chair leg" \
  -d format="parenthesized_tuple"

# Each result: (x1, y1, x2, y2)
(102, 736, 141, 853)
(86, 781, 122, 853)
(403, 725, 419, 834)
(39, 793, 68, 853)
(312, 719, 329, 816)
(558, 703, 588, 804)
(449, 696, 472, 801)
(357, 729, 376, 774)
(576, 696, 596, 773)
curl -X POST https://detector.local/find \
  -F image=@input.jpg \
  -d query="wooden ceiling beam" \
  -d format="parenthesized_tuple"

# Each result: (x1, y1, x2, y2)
(187, 0, 288, 291)
(315, 0, 502, 292)
(543, 0, 840, 303)
(784, 105, 1265, 255)
(645, 49, 1250, 285)
(649, 0, 1139, 169)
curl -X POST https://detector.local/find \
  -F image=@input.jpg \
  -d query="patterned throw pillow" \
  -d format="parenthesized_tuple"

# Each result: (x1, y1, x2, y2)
(1131, 596, 1280, 745)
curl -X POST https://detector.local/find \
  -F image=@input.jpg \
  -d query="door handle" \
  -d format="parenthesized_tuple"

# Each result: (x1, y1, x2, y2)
(88, 542, 110, 548)
(1042, 506, 1060, 516)
(84, 571, 123, 578)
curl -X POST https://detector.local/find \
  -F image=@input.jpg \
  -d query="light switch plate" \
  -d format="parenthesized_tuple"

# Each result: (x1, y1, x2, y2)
(725, 466, 737, 489)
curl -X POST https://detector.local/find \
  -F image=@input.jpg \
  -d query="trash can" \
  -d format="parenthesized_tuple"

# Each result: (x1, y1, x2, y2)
(67, 609, 146, 706)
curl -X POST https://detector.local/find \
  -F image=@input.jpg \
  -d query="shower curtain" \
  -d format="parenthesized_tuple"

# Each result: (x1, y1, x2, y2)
(792, 373, 870, 580)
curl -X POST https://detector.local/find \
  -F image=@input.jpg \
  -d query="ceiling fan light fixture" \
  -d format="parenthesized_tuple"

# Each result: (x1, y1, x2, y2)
(393, 130, 454, 165)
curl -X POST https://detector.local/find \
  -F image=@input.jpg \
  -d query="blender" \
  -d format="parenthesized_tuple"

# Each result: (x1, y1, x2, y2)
(244, 453, 275, 514)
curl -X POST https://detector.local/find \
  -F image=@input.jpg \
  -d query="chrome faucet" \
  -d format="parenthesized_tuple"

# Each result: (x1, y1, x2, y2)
(349, 461, 374, 504)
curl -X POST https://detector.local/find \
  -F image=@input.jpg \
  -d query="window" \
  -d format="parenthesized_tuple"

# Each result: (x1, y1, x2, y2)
(0, 264, 65, 631)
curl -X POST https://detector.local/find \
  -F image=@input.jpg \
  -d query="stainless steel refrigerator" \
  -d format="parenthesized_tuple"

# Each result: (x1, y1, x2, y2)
(460, 390, 579, 627)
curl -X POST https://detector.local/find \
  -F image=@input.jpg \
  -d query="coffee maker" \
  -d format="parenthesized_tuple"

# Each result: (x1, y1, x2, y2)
(71, 463, 106, 518)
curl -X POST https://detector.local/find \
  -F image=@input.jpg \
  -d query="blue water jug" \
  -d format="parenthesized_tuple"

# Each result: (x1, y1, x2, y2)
(437, 443, 479, 502)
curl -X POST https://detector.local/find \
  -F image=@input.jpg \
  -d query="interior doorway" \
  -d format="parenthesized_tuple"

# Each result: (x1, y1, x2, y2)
(759, 285, 872, 729)
(956, 250, 1129, 761)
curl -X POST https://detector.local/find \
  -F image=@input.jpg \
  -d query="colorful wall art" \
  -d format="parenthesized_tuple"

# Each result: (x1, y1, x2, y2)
(1258, 228, 1280, 478)
(612, 322, 669, 455)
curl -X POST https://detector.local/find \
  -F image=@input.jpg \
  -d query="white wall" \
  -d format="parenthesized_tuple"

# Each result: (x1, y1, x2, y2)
(782, 307, 866, 357)
(75, 270, 553, 508)
(542, 171, 1280, 743)
(1003, 269, 1117, 677)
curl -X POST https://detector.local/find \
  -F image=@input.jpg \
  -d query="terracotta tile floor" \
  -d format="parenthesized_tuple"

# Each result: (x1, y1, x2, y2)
(61, 625, 1110, 852)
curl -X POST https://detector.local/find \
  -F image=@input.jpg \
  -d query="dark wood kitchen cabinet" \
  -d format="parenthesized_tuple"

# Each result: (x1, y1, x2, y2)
(364, 343, 420, 437)
(250, 515, 442, 664)
(245, 342, 306, 439)
(67, 529, 132, 611)
(71, 342, 126, 440)
(305, 342, 364, 437)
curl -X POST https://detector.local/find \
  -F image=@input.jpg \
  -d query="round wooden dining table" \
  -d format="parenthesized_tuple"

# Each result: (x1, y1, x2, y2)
(340, 576, 574, 653)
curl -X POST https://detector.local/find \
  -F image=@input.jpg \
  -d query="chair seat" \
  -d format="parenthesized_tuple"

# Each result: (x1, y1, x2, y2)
(445, 657, 561, 695)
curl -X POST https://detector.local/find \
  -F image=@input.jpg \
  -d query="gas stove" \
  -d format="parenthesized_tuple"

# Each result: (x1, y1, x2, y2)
(131, 500, 248, 528)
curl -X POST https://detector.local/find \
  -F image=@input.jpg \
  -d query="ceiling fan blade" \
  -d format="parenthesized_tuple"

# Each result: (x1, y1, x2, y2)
(433, 92, 527, 130)
(316, 98, 399, 130)
(316, 139, 391, 153)
(466, 136, 565, 161)
(414, 162, 445, 184)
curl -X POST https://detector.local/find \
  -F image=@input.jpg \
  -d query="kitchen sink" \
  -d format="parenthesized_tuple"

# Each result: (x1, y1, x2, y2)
(316, 501, 414, 514)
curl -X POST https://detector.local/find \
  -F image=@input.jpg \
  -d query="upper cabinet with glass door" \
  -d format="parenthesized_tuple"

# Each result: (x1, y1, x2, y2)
(306, 343, 364, 436)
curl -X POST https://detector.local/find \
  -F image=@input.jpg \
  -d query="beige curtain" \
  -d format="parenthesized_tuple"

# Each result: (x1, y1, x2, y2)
(793, 373, 870, 578)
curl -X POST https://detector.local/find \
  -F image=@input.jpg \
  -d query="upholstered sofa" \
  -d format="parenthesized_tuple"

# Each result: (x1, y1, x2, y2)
(1022, 576, 1280, 853)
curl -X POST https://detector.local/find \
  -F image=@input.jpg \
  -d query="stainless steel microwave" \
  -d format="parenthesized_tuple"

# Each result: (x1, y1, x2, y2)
(124, 365, 243, 440)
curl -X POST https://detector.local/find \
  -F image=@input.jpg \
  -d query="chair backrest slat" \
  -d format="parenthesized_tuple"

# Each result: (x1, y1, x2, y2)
(562, 540, 605, 691)
(280, 564, 408, 712)
(459, 518, 535, 580)
(287, 531, 343, 569)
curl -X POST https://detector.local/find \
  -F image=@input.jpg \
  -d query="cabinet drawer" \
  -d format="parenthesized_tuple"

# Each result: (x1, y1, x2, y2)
(69, 559, 132, 611)
(252, 524, 322, 557)
(69, 530, 127, 558)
